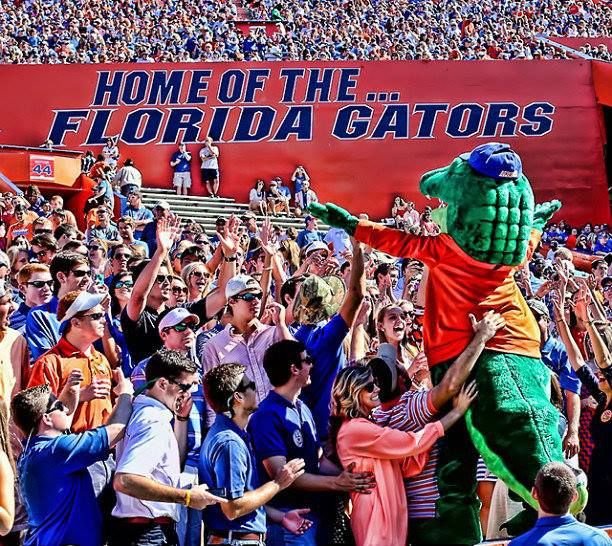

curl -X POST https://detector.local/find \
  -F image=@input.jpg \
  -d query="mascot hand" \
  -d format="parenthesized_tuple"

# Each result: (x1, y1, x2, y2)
(307, 203, 359, 235)
(532, 200, 562, 232)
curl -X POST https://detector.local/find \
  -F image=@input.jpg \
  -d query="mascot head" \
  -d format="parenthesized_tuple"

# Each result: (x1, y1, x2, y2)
(420, 143, 535, 266)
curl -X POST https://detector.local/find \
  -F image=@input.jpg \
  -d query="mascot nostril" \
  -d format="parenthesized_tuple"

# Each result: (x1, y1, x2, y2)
(308, 142, 572, 545)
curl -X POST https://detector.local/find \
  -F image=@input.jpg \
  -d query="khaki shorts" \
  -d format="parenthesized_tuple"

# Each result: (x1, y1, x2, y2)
(173, 172, 192, 188)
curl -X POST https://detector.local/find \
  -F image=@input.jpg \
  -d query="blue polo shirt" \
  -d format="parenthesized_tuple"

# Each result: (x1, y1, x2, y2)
(19, 428, 110, 546)
(541, 336, 582, 395)
(296, 229, 325, 249)
(124, 205, 154, 239)
(249, 391, 319, 510)
(25, 296, 61, 361)
(508, 515, 611, 545)
(199, 414, 266, 533)
(9, 302, 30, 333)
(295, 314, 350, 441)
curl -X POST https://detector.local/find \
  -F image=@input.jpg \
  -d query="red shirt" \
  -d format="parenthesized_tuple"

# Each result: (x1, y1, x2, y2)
(355, 220, 542, 366)
(28, 337, 112, 432)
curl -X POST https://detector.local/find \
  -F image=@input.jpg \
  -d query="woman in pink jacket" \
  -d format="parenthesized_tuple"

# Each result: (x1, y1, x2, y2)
(329, 366, 476, 546)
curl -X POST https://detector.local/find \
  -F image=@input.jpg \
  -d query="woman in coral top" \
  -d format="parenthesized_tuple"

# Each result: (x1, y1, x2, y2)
(329, 366, 476, 546)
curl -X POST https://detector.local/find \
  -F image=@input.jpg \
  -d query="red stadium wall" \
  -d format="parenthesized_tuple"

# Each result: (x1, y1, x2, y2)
(0, 60, 608, 224)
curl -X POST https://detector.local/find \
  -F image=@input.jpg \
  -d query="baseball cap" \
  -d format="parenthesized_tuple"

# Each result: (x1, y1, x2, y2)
(158, 307, 199, 333)
(304, 241, 329, 256)
(527, 298, 550, 321)
(226, 274, 261, 298)
(304, 215, 315, 224)
(293, 275, 346, 325)
(61, 292, 107, 323)
(154, 200, 171, 210)
(241, 211, 256, 222)
(460, 143, 522, 180)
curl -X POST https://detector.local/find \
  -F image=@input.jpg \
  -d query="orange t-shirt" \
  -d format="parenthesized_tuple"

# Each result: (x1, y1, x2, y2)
(355, 220, 542, 366)
(28, 337, 113, 432)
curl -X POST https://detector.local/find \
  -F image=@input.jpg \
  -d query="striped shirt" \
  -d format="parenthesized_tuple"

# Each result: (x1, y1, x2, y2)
(372, 390, 440, 519)
(200, 322, 282, 427)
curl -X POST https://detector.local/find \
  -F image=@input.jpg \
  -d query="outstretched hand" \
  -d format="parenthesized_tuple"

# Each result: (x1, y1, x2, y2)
(532, 200, 562, 232)
(307, 203, 359, 235)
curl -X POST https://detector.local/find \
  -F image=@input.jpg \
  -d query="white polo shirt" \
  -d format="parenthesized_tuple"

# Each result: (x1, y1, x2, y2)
(112, 395, 181, 520)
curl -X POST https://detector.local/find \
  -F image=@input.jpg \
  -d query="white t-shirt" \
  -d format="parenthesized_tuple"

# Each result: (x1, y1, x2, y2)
(325, 227, 352, 257)
(113, 395, 181, 520)
(199, 146, 219, 169)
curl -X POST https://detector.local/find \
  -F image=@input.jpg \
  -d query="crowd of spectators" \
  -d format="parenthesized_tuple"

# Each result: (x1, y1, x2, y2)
(0, 0, 610, 64)
(0, 159, 612, 546)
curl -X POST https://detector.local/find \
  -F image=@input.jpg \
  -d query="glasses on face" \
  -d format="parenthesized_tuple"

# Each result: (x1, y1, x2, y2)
(234, 292, 262, 302)
(27, 279, 54, 289)
(195, 239, 209, 245)
(71, 269, 90, 278)
(164, 321, 197, 333)
(114, 252, 132, 261)
(45, 397, 67, 414)
(603, 285, 612, 292)
(363, 380, 379, 393)
(89, 245, 103, 252)
(172, 286, 188, 295)
(168, 378, 198, 393)
(156, 275, 171, 284)
(82, 312, 105, 321)
(191, 270, 209, 279)
(115, 280, 134, 289)
(34, 228, 53, 235)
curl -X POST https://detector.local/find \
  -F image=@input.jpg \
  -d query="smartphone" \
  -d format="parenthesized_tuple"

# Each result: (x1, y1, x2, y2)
(208, 487, 228, 498)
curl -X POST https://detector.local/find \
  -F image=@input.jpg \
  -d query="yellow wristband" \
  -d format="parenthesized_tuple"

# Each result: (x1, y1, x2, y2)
(184, 488, 191, 508)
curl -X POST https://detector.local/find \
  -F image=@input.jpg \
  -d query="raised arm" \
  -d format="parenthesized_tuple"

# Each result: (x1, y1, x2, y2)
(127, 216, 181, 321)
(430, 311, 505, 410)
(339, 239, 365, 327)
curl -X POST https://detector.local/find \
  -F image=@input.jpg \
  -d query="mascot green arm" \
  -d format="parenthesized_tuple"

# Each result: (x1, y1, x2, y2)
(308, 202, 359, 235)
(532, 199, 562, 232)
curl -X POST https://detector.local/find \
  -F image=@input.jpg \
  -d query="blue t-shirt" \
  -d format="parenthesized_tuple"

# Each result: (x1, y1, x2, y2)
(171, 151, 191, 173)
(25, 297, 60, 361)
(541, 336, 582, 395)
(296, 229, 325, 249)
(124, 205, 154, 239)
(19, 428, 110, 546)
(508, 515, 612, 546)
(295, 314, 349, 441)
(9, 302, 30, 333)
(95, 178, 114, 205)
(249, 391, 319, 510)
(199, 414, 266, 533)
(141, 220, 158, 256)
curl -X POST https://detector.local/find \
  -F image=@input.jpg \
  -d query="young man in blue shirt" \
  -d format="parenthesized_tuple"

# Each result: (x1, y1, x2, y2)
(200, 363, 309, 546)
(249, 340, 375, 546)
(509, 462, 611, 546)
(11, 368, 134, 546)
(293, 240, 364, 441)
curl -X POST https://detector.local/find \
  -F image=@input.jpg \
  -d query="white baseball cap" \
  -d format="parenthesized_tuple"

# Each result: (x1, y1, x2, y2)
(154, 200, 171, 210)
(61, 292, 107, 323)
(158, 307, 199, 333)
(225, 274, 261, 299)
(304, 241, 329, 256)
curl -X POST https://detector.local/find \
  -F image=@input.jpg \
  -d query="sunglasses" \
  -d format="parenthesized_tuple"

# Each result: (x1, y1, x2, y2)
(168, 378, 198, 393)
(34, 228, 53, 235)
(172, 286, 188, 294)
(115, 280, 134, 289)
(27, 279, 54, 289)
(191, 271, 209, 279)
(164, 322, 197, 333)
(114, 253, 132, 260)
(195, 239, 209, 245)
(82, 312, 105, 321)
(71, 269, 90, 278)
(45, 398, 66, 414)
(233, 292, 262, 302)
(156, 275, 171, 284)
(363, 380, 379, 393)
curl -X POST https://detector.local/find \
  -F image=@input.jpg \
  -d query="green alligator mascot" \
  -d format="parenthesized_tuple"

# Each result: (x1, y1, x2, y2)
(309, 143, 582, 545)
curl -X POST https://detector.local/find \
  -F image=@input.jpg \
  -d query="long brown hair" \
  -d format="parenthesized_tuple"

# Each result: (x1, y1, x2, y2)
(327, 366, 373, 466)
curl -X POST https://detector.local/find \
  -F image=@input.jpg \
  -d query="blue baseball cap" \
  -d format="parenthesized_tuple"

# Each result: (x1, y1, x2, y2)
(460, 143, 522, 180)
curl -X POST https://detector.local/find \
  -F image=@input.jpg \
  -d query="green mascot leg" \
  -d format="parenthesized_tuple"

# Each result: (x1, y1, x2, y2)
(416, 351, 563, 546)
